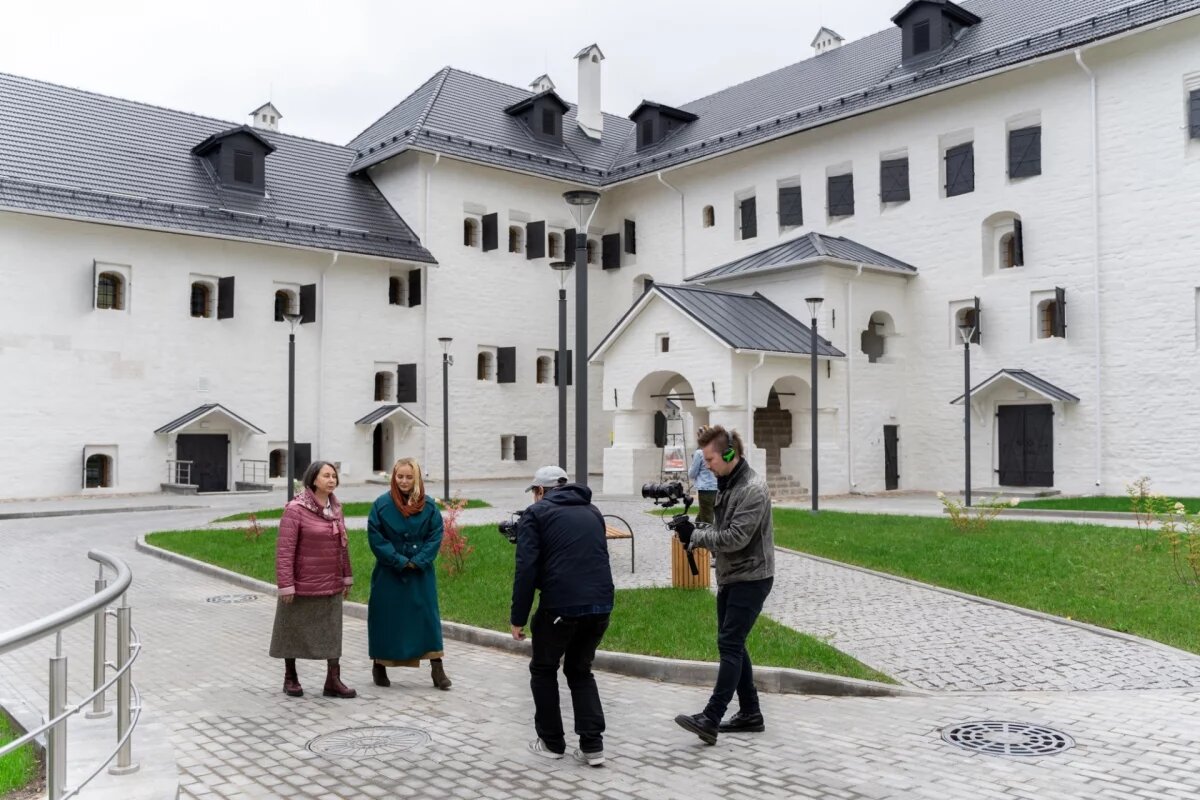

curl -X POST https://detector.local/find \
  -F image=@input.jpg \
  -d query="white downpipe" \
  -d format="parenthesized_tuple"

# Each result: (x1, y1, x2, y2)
(845, 263, 864, 492)
(421, 153, 441, 475)
(317, 252, 338, 459)
(1074, 48, 1103, 489)
(656, 172, 686, 281)
(747, 352, 766, 454)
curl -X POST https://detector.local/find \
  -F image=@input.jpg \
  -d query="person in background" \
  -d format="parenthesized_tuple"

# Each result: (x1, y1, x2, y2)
(367, 457, 452, 691)
(270, 460, 356, 699)
(689, 426, 718, 526)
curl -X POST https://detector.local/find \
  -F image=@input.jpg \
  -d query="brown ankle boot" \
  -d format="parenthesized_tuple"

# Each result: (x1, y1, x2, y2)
(430, 658, 452, 691)
(283, 658, 303, 697)
(323, 659, 357, 699)
(372, 661, 391, 687)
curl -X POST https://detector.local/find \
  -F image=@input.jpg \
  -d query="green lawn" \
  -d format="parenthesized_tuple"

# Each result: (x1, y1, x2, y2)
(772, 509, 1200, 654)
(1014, 496, 1200, 514)
(214, 497, 490, 522)
(145, 525, 891, 683)
(0, 714, 36, 796)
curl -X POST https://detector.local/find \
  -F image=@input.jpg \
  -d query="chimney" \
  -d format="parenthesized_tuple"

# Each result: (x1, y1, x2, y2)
(249, 101, 282, 132)
(810, 27, 845, 56)
(574, 44, 605, 139)
(529, 74, 556, 94)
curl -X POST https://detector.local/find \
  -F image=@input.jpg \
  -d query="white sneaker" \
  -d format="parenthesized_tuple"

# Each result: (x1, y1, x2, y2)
(527, 738, 564, 760)
(573, 747, 605, 767)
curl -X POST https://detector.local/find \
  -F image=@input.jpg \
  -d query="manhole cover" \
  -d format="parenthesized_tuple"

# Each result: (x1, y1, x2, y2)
(941, 721, 1074, 758)
(307, 726, 429, 758)
(205, 594, 259, 604)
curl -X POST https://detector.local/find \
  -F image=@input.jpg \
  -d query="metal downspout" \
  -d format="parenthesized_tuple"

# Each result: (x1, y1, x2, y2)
(1074, 48, 1103, 489)
(318, 252, 338, 461)
(422, 154, 441, 474)
(656, 172, 686, 281)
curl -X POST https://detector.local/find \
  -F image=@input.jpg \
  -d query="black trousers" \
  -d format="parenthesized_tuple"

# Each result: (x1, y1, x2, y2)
(529, 607, 610, 754)
(703, 577, 773, 724)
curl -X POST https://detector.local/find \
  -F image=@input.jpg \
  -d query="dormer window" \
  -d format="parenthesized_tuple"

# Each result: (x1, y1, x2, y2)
(892, 1, 980, 66)
(503, 90, 570, 145)
(234, 150, 254, 184)
(913, 20, 931, 54)
(628, 101, 699, 151)
(541, 108, 558, 137)
(192, 125, 275, 195)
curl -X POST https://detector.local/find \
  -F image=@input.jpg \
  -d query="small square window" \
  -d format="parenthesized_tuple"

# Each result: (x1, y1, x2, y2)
(658, 334, 670, 353)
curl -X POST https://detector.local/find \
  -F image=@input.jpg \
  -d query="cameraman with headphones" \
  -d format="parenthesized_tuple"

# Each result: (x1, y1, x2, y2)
(670, 425, 774, 745)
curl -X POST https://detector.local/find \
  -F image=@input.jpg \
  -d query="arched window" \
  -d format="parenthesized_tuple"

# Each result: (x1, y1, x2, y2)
(388, 276, 407, 306)
(508, 226, 524, 254)
(860, 312, 895, 363)
(85, 454, 112, 488)
(190, 282, 213, 318)
(96, 272, 124, 310)
(268, 449, 287, 478)
(536, 356, 553, 385)
(586, 240, 597, 265)
(1038, 299, 1058, 339)
(464, 218, 479, 247)
(548, 233, 562, 259)
(702, 205, 715, 228)
(477, 351, 495, 381)
(374, 371, 394, 401)
(274, 289, 297, 321)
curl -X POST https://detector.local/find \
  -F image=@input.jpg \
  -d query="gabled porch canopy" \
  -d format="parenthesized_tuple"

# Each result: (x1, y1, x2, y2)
(154, 403, 265, 435)
(354, 404, 428, 427)
(685, 232, 917, 286)
(950, 369, 1079, 405)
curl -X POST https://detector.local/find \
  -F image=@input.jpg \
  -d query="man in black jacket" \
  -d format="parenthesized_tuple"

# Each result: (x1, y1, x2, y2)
(510, 466, 615, 767)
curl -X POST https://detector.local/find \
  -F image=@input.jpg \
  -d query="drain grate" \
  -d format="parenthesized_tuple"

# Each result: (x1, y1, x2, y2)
(307, 726, 429, 758)
(942, 721, 1074, 758)
(205, 594, 259, 604)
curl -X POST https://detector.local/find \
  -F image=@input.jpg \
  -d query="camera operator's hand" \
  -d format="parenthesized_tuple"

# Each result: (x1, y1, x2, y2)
(673, 518, 695, 546)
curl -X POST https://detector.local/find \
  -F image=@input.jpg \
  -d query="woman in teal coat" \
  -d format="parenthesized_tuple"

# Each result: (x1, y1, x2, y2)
(367, 457, 452, 690)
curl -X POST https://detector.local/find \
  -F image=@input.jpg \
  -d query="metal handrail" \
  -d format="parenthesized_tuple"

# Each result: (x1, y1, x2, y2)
(61, 657, 143, 799)
(0, 551, 130, 655)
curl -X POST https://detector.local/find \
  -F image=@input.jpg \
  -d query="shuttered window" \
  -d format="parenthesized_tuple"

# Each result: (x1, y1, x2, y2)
(827, 174, 854, 217)
(396, 364, 417, 403)
(602, 233, 621, 269)
(1190, 89, 1200, 139)
(945, 142, 975, 197)
(778, 186, 803, 227)
(624, 219, 636, 254)
(739, 196, 757, 240)
(879, 158, 910, 202)
(497, 347, 517, 383)
(1008, 126, 1042, 179)
(481, 213, 499, 252)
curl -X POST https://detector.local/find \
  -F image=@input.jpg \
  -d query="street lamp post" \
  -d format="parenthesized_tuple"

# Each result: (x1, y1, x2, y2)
(438, 337, 453, 502)
(562, 190, 601, 486)
(282, 312, 303, 501)
(958, 319, 977, 507)
(550, 260, 574, 469)
(805, 297, 824, 513)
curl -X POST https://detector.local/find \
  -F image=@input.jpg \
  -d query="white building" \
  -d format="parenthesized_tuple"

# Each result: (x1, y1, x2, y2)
(3, 0, 1200, 500)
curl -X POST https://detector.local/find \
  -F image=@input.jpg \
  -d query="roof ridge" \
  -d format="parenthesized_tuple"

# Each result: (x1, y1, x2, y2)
(344, 67, 451, 148)
(412, 67, 453, 139)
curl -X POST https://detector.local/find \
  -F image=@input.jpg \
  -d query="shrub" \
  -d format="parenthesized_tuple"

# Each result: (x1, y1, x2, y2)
(438, 497, 474, 576)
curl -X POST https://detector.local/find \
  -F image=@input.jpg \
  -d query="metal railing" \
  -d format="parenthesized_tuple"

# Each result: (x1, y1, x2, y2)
(165, 459, 194, 485)
(0, 551, 142, 799)
(239, 459, 269, 484)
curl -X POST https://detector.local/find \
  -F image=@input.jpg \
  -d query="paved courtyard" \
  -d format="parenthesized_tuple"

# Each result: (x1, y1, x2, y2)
(3, 485, 1200, 798)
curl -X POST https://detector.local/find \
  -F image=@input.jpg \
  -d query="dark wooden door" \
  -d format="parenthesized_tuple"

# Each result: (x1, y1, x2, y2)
(883, 425, 899, 490)
(373, 424, 384, 472)
(997, 405, 1053, 487)
(176, 434, 228, 492)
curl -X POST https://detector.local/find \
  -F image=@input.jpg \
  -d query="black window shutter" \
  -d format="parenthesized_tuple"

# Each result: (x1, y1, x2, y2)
(497, 346, 517, 383)
(1053, 287, 1067, 338)
(563, 228, 576, 266)
(602, 233, 621, 269)
(624, 220, 636, 254)
(407, 269, 421, 307)
(971, 296, 981, 345)
(778, 186, 804, 226)
(514, 435, 528, 462)
(293, 443, 312, 478)
(880, 158, 910, 202)
(555, 350, 572, 386)
(653, 411, 667, 448)
(1013, 219, 1025, 267)
(217, 276, 235, 319)
(299, 283, 317, 324)
(482, 213, 499, 252)
(1008, 126, 1042, 178)
(739, 196, 757, 239)
(828, 174, 855, 217)
(396, 363, 417, 403)
(526, 220, 546, 260)
(1190, 90, 1200, 139)
(945, 142, 975, 197)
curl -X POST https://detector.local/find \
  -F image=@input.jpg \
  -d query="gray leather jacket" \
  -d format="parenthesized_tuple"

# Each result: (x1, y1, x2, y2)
(688, 460, 774, 586)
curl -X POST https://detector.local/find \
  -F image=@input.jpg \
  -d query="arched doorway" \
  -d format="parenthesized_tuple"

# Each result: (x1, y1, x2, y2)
(604, 370, 709, 493)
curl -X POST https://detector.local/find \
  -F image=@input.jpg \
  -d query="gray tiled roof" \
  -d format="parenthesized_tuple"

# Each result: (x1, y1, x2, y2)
(591, 284, 844, 360)
(354, 404, 428, 427)
(950, 369, 1080, 404)
(0, 72, 435, 263)
(687, 232, 917, 284)
(350, 0, 1199, 186)
(154, 404, 265, 435)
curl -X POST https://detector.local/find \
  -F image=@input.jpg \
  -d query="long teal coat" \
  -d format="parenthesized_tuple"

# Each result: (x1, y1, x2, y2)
(366, 495, 445, 661)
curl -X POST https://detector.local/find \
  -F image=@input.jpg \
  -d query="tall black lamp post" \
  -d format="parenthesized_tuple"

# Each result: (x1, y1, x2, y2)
(805, 297, 823, 513)
(550, 260, 574, 469)
(438, 337, 453, 502)
(283, 311, 303, 501)
(958, 318, 977, 507)
(562, 190, 600, 486)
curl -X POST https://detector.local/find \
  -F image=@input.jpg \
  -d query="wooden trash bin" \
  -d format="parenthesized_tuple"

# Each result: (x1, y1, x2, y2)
(671, 538, 711, 589)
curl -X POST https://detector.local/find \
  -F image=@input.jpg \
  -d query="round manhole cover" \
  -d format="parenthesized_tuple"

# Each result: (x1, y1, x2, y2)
(307, 726, 429, 758)
(941, 721, 1074, 758)
(205, 594, 259, 604)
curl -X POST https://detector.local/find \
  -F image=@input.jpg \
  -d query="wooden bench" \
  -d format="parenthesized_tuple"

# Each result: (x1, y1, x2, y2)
(602, 514, 635, 573)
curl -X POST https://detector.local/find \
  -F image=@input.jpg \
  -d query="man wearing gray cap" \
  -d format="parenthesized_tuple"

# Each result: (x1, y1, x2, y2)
(510, 465, 614, 767)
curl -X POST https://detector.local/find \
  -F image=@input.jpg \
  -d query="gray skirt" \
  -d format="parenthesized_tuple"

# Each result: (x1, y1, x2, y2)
(269, 594, 343, 660)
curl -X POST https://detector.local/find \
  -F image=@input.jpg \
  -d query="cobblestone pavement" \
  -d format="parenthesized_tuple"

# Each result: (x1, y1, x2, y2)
(3, 495, 1200, 798)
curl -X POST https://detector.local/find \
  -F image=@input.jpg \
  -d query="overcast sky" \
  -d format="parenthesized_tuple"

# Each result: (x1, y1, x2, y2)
(3, 0, 903, 144)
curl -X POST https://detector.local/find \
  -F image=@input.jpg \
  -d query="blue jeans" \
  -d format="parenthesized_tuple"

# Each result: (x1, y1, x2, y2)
(529, 608, 610, 754)
(703, 577, 773, 724)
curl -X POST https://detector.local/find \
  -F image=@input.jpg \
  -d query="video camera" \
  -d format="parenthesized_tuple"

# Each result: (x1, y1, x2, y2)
(498, 509, 525, 544)
(641, 481, 700, 576)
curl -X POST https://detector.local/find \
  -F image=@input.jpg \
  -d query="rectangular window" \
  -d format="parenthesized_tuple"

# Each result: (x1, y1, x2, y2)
(638, 118, 654, 148)
(778, 186, 803, 227)
(738, 195, 757, 240)
(500, 435, 515, 461)
(945, 142, 975, 197)
(233, 150, 254, 183)
(827, 174, 854, 217)
(1008, 126, 1042, 178)
(879, 158, 910, 203)
(913, 20, 931, 54)
(1190, 89, 1200, 139)
(541, 108, 557, 136)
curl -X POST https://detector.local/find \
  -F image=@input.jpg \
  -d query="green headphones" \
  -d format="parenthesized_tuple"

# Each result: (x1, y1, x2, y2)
(721, 437, 736, 463)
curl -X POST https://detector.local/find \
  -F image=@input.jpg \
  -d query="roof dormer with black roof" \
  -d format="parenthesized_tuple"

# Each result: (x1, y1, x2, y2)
(191, 124, 276, 194)
(503, 89, 571, 145)
(892, 0, 981, 66)
(628, 101, 698, 151)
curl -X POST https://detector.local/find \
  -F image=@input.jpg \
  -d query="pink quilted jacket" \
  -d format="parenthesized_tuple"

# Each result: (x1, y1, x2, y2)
(275, 490, 353, 597)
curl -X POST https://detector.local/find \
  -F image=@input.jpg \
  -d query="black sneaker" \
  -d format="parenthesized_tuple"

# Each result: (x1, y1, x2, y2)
(718, 710, 765, 733)
(674, 712, 718, 745)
